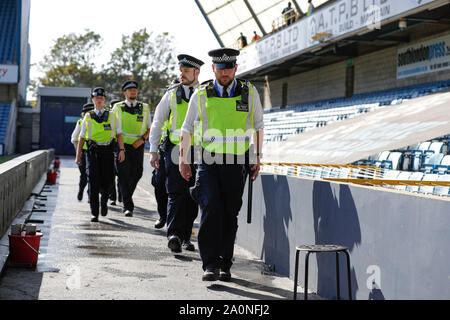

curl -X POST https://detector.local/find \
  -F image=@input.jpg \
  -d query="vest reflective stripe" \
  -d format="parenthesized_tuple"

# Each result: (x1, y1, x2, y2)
(201, 136, 251, 143)
(117, 102, 149, 145)
(168, 87, 192, 146)
(77, 119, 87, 150)
(85, 112, 116, 145)
(198, 81, 255, 155)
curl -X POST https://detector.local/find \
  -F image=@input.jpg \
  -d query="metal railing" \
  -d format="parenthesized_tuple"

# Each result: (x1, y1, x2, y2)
(260, 162, 450, 196)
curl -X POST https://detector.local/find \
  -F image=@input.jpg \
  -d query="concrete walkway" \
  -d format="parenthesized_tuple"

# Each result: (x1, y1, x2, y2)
(0, 157, 320, 300)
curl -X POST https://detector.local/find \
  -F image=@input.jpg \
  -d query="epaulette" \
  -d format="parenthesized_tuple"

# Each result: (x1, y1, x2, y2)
(200, 79, 213, 86)
(167, 82, 181, 92)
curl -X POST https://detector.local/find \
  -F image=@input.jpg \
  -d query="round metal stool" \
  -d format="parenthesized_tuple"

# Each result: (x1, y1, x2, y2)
(293, 244, 352, 300)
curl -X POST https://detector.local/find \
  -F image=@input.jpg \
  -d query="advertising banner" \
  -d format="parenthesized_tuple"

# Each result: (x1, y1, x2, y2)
(397, 33, 450, 79)
(0, 64, 19, 84)
(238, 0, 440, 76)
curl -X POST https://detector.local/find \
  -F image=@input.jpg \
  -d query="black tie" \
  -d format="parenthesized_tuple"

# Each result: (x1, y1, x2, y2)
(189, 87, 194, 99)
(222, 85, 229, 98)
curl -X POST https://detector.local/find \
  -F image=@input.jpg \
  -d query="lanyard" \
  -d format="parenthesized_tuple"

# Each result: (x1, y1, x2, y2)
(214, 80, 236, 98)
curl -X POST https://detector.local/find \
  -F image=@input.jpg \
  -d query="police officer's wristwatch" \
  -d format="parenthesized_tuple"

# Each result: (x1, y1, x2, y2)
(119, 148, 125, 152)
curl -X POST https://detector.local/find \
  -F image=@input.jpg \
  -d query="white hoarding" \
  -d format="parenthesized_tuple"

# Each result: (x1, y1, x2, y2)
(238, 0, 439, 75)
(397, 33, 450, 79)
(0, 64, 19, 83)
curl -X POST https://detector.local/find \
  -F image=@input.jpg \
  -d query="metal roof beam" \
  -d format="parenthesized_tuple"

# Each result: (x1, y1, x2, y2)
(243, 0, 267, 36)
(195, 0, 224, 47)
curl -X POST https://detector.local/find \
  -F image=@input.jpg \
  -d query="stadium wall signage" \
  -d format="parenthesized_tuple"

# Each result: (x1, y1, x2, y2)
(0, 64, 18, 84)
(238, 0, 439, 76)
(397, 33, 450, 79)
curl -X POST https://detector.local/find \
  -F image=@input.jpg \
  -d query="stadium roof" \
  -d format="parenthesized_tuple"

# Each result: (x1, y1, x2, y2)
(194, 0, 330, 48)
(195, 0, 450, 81)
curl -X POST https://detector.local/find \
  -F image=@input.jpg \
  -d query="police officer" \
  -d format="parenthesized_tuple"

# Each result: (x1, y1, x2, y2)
(71, 102, 94, 201)
(76, 87, 116, 222)
(179, 48, 264, 281)
(150, 55, 204, 252)
(108, 99, 122, 206)
(113, 80, 151, 217)
(151, 130, 168, 229)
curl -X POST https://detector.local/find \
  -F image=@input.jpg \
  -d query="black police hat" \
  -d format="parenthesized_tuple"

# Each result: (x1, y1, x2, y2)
(177, 54, 204, 69)
(122, 80, 139, 91)
(82, 102, 94, 113)
(91, 87, 106, 97)
(208, 48, 240, 69)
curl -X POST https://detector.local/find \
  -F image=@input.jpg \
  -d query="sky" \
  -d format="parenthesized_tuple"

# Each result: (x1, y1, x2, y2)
(28, 0, 221, 99)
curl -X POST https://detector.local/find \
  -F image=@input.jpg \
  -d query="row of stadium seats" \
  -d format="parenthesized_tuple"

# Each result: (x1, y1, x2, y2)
(357, 137, 450, 174)
(262, 162, 450, 197)
(381, 171, 450, 197)
(0, 0, 18, 64)
(0, 103, 11, 144)
(264, 80, 450, 142)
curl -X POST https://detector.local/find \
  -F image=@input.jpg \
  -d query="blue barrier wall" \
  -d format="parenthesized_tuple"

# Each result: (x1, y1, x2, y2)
(237, 174, 450, 300)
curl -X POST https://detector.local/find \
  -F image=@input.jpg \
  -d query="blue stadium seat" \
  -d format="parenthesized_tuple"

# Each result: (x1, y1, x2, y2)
(421, 153, 445, 174)
(435, 155, 450, 174)
(0, 103, 11, 144)
(0, 0, 18, 64)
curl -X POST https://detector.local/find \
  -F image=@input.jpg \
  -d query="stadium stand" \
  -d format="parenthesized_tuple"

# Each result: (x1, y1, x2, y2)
(0, 0, 18, 64)
(0, 103, 11, 144)
(264, 80, 450, 142)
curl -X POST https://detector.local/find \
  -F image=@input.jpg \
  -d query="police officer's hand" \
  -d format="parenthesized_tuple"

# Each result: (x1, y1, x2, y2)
(75, 154, 82, 166)
(250, 158, 261, 181)
(118, 150, 125, 163)
(150, 152, 159, 169)
(132, 139, 144, 149)
(179, 162, 192, 181)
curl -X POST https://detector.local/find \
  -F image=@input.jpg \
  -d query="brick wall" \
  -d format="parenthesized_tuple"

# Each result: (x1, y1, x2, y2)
(264, 30, 450, 109)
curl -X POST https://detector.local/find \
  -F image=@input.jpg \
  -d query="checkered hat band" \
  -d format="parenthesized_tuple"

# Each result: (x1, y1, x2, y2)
(180, 58, 201, 69)
(212, 54, 237, 63)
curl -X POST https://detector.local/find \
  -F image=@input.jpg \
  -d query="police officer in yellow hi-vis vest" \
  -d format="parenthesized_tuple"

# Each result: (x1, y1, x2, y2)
(150, 54, 204, 253)
(179, 48, 264, 282)
(76, 88, 116, 222)
(113, 80, 151, 217)
(71, 102, 94, 201)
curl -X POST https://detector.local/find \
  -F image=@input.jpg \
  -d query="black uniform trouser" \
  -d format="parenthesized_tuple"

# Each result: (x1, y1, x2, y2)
(165, 143, 198, 242)
(109, 170, 122, 202)
(190, 162, 247, 271)
(116, 143, 144, 212)
(86, 148, 115, 217)
(151, 150, 168, 221)
(78, 149, 89, 195)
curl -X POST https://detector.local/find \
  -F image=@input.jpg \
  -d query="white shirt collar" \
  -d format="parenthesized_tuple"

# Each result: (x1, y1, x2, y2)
(94, 108, 104, 116)
(214, 79, 236, 97)
(182, 83, 199, 98)
(126, 100, 136, 107)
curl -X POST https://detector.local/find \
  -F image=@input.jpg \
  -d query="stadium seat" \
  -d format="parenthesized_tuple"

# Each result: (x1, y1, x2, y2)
(381, 152, 403, 170)
(433, 174, 450, 197)
(421, 153, 445, 173)
(418, 174, 439, 195)
(394, 172, 413, 191)
(435, 155, 450, 174)
(406, 172, 424, 193)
